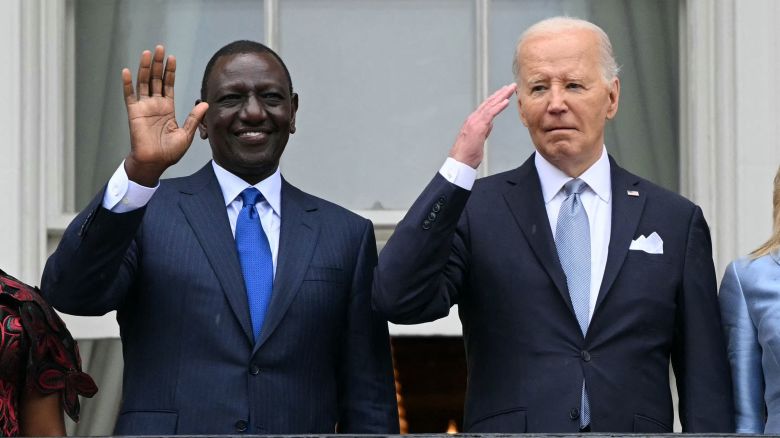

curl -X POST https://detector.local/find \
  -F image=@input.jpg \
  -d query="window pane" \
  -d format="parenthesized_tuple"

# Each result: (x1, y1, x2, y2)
(74, 0, 264, 209)
(278, 0, 476, 211)
(489, 0, 679, 191)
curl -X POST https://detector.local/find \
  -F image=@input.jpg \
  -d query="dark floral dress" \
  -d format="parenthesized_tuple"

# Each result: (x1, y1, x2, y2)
(0, 270, 97, 436)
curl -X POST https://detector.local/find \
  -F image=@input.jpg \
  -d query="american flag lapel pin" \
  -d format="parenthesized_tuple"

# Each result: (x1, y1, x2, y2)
(627, 190, 639, 197)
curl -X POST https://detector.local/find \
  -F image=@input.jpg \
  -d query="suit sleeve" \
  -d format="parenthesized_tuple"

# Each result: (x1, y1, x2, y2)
(719, 260, 765, 433)
(372, 173, 471, 324)
(671, 206, 735, 432)
(40, 188, 144, 315)
(337, 219, 399, 433)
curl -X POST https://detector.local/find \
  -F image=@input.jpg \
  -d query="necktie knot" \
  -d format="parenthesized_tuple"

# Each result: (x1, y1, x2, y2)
(563, 178, 588, 197)
(239, 187, 263, 208)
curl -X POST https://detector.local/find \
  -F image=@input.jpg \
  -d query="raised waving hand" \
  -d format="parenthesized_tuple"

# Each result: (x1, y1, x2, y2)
(122, 45, 209, 186)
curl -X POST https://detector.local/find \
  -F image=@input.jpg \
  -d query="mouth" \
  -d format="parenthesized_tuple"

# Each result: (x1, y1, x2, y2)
(544, 126, 577, 133)
(233, 129, 270, 144)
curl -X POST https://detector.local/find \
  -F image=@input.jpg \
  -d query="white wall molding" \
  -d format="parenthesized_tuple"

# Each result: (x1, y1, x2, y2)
(682, 0, 780, 274)
(680, 0, 738, 275)
(0, 0, 23, 279)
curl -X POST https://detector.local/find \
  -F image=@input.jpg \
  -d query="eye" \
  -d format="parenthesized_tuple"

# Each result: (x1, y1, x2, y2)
(217, 94, 242, 104)
(530, 85, 547, 93)
(566, 83, 583, 90)
(262, 92, 284, 104)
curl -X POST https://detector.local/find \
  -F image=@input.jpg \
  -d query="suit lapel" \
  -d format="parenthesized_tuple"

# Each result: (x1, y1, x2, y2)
(254, 179, 319, 352)
(503, 156, 573, 315)
(594, 159, 646, 312)
(178, 163, 254, 344)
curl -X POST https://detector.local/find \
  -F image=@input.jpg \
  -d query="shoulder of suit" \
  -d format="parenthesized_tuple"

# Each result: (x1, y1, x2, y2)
(731, 252, 780, 277)
(283, 181, 371, 226)
(616, 166, 699, 211)
(471, 167, 520, 193)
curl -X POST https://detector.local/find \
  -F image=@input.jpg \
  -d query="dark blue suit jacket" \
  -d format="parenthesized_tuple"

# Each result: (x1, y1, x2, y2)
(373, 154, 733, 433)
(42, 163, 398, 435)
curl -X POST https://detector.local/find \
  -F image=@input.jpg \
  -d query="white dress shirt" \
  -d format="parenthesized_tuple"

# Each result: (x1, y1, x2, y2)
(439, 147, 612, 321)
(102, 161, 281, 275)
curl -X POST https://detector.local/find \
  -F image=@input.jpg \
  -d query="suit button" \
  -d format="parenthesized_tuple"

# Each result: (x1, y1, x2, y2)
(427, 212, 437, 221)
(569, 407, 580, 420)
(235, 420, 248, 432)
(249, 364, 260, 375)
(581, 350, 591, 362)
(438, 196, 446, 204)
(422, 220, 432, 230)
(432, 203, 441, 213)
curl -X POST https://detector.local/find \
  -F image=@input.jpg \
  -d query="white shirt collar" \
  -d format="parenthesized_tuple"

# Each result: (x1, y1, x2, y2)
(211, 161, 282, 216)
(535, 146, 612, 204)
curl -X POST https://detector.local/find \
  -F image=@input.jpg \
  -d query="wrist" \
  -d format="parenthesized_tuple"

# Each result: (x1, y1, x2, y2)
(448, 151, 481, 169)
(124, 155, 165, 187)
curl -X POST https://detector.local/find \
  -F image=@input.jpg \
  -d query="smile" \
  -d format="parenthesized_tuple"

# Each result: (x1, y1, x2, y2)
(235, 131, 269, 144)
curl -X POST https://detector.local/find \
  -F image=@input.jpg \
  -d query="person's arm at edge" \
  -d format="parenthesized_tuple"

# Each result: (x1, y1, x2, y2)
(19, 390, 65, 437)
(720, 260, 765, 433)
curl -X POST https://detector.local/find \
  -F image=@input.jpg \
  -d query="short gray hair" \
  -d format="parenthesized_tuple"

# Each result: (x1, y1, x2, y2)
(512, 17, 620, 84)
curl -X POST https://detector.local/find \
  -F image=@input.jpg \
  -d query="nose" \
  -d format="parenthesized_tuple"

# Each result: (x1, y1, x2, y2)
(547, 86, 568, 114)
(240, 95, 266, 122)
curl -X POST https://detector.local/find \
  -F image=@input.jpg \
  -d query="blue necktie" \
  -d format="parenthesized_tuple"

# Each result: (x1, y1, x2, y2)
(235, 187, 274, 342)
(555, 178, 591, 428)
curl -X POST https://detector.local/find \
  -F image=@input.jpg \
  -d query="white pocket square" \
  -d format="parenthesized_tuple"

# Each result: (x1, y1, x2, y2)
(629, 232, 663, 254)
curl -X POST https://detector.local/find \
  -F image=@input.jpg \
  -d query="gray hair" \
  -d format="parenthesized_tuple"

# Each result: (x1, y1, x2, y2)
(512, 17, 620, 84)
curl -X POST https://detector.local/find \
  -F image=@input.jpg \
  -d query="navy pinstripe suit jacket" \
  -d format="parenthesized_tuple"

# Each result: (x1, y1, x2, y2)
(42, 162, 398, 435)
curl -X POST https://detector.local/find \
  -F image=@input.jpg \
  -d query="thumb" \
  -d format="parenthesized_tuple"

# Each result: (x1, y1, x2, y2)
(182, 102, 209, 140)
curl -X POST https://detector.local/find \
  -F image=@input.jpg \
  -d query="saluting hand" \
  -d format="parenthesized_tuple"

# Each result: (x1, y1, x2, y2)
(449, 83, 516, 169)
(122, 45, 209, 186)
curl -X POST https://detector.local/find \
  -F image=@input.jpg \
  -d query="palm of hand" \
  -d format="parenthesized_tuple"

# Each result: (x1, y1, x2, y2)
(127, 96, 188, 167)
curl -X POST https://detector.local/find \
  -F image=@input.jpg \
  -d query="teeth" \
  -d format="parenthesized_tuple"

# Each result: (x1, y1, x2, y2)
(238, 131, 264, 138)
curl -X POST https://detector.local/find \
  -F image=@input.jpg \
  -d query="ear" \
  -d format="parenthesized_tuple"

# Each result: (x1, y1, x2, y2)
(289, 93, 299, 134)
(516, 91, 529, 127)
(605, 77, 620, 120)
(196, 99, 208, 139)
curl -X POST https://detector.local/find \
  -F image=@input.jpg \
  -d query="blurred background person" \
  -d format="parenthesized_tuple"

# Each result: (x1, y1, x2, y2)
(720, 165, 780, 433)
(0, 269, 96, 436)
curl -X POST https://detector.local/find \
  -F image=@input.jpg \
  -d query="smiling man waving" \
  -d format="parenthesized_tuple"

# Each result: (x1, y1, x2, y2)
(42, 41, 398, 436)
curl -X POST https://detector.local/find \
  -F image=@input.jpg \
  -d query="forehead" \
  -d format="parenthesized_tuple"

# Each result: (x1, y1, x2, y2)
(519, 28, 601, 80)
(207, 52, 288, 94)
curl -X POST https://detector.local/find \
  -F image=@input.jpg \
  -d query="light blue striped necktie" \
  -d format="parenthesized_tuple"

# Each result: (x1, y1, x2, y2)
(555, 178, 591, 428)
(235, 187, 274, 342)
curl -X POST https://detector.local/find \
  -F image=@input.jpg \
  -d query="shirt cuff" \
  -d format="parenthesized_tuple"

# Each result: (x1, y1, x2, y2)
(102, 160, 159, 213)
(439, 157, 477, 191)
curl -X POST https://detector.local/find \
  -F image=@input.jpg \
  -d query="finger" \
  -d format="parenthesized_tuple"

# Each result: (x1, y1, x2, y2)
(485, 83, 517, 108)
(484, 96, 512, 119)
(476, 83, 516, 113)
(182, 102, 210, 140)
(150, 45, 165, 97)
(135, 50, 152, 98)
(122, 68, 136, 105)
(163, 55, 176, 98)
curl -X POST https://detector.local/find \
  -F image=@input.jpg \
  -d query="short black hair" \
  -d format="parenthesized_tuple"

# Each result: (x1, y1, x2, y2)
(200, 40, 293, 101)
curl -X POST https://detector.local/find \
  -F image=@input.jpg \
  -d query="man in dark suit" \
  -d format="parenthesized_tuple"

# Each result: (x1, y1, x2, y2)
(373, 17, 733, 433)
(42, 41, 398, 435)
